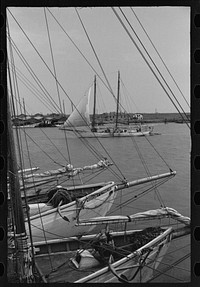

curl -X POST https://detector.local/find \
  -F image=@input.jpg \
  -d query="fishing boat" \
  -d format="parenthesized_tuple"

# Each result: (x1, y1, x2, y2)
(33, 207, 190, 283)
(27, 171, 179, 242)
(60, 72, 154, 137)
(8, 158, 114, 200)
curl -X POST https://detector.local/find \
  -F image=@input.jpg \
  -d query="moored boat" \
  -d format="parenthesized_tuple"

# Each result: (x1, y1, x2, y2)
(32, 207, 190, 283)
(60, 72, 154, 137)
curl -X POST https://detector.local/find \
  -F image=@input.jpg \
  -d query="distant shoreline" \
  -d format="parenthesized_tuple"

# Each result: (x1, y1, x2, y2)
(12, 112, 190, 126)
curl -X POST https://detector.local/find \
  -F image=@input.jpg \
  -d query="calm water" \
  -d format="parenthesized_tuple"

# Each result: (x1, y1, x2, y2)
(16, 122, 190, 282)
(18, 123, 190, 215)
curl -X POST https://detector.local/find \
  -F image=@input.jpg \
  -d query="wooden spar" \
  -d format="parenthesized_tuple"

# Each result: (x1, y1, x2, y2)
(91, 75, 96, 130)
(18, 167, 39, 173)
(76, 205, 190, 227)
(116, 170, 176, 191)
(77, 181, 115, 203)
(171, 226, 190, 240)
(76, 171, 175, 207)
(115, 70, 120, 130)
(76, 214, 167, 226)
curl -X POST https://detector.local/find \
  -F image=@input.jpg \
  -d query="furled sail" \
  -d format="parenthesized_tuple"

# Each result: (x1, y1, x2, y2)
(64, 88, 91, 128)
(76, 207, 191, 226)
(13, 158, 112, 191)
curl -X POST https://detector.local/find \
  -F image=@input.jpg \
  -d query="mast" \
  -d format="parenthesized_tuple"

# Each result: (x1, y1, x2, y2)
(7, 42, 35, 282)
(91, 75, 96, 131)
(8, 99, 26, 244)
(115, 71, 120, 130)
(8, 101, 35, 282)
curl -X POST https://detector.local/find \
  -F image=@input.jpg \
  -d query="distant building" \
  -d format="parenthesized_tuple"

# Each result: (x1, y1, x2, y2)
(12, 112, 190, 126)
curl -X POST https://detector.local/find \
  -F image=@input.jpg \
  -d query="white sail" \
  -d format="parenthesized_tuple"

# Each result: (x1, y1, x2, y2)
(63, 88, 91, 128)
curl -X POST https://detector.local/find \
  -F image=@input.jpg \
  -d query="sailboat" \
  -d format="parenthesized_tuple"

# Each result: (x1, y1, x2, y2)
(60, 72, 154, 137)
(8, 157, 114, 201)
(33, 207, 190, 283)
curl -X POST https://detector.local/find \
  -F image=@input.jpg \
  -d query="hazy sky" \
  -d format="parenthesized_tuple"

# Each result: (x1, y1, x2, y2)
(7, 6, 190, 115)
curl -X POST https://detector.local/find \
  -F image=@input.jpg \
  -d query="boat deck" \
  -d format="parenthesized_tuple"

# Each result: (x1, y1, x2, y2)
(35, 251, 103, 283)
(35, 230, 190, 283)
(34, 226, 166, 283)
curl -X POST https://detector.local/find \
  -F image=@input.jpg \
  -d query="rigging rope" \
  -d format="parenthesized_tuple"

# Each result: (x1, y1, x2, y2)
(63, 7, 174, 179)
(130, 7, 190, 110)
(109, 176, 171, 215)
(9, 7, 184, 182)
(6, 34, 61, 113)
(7, 9, 99, 127)
(7, 9, 127, 181)
(45, 7, 126, 183)
(23, 124, 54, 270)
(8, 8, 171, 185)
(37, 229, 190, 282)
(118, 7, 190, 124)
(20, 131, 64, 166)
(7, 69, 54, 114)
(46, 8, 138, 126)
(128, 135, 166, 207)
(8, 77, 70, 164)
(43, 8, 63, 113)
(46, 8, 116, 99)
(7, 30, 38, 279)
(112, 7, 190, 129)
(120, 79, 141, 114)
(8, 32, 54, 273)
(75, 8, 117, 104)
(44, 10, 138, 139)
(8, 84, 115, 176)
(146, 253, 190, 282)
(7, 57, 57, 114)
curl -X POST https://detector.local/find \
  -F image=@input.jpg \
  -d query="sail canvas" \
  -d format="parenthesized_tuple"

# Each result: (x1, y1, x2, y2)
(63, 88, 91, 128)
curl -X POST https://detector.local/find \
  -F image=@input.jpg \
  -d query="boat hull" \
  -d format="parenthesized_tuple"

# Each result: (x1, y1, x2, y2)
(75, 228, 172, 283)
(26, 182, 117, 242)
(59, 128, 153, 138)
(34, 228, 174, 283)
(85, 130, 152, 138)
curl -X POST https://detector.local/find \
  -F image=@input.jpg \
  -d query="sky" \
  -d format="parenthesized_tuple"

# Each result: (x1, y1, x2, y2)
(7, 6, 190, 115)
